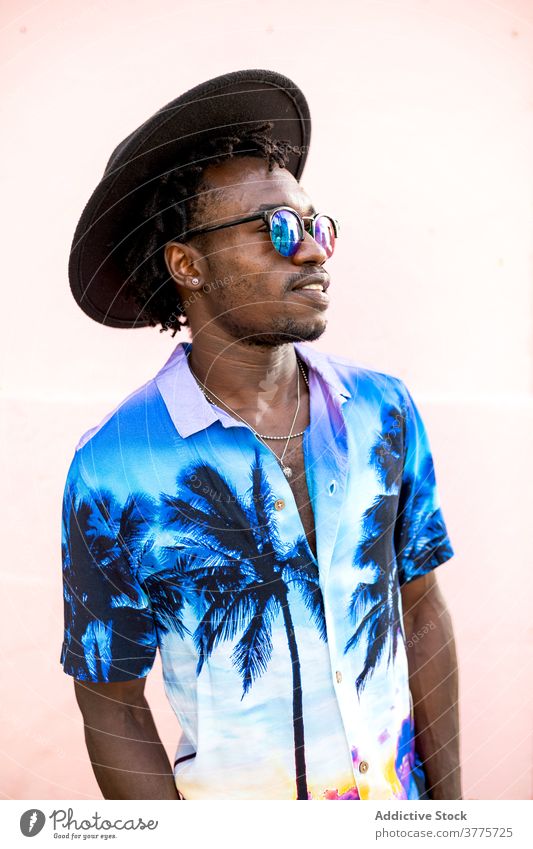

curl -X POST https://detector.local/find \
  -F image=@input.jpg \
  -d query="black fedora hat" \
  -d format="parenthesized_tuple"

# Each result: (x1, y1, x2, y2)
(68, 68, 311, 329)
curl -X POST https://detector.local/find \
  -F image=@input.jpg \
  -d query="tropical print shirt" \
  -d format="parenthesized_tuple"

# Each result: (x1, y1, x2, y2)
(60, 340, 454, 801)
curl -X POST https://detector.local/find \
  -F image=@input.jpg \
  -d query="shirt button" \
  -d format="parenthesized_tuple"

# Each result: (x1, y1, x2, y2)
(274, 499, 285, 511)
(335, 670, 342, 683)
(358, 760, 369, 774)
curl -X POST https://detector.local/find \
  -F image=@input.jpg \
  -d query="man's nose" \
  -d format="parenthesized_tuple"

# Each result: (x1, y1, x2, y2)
(290, 230, 328, 265)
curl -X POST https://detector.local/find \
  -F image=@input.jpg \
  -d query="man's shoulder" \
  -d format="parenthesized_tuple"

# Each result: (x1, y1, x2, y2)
(304, 345, 407, 404)
(323, 348, 403, 382)
(73, 342, 190, 459)
(72, 375, 169, 466)
(64, 370, 183, 499)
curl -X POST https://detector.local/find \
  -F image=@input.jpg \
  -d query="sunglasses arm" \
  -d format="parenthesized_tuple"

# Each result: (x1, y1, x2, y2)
(185, 213, 264, 238)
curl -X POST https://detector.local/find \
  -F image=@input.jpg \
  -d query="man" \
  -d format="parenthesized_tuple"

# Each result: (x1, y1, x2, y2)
(62, 70, 461, 800)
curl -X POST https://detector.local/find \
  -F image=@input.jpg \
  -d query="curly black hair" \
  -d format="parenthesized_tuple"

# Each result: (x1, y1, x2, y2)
(120, 122, 301, 335)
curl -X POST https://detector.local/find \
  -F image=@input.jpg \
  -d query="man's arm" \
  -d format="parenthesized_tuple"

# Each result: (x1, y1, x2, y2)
(73, 677, 181, 800)
(400, 571, 462, 800)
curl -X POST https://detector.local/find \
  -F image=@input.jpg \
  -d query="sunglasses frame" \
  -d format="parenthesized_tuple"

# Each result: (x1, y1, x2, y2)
(184, 205, 340, 257)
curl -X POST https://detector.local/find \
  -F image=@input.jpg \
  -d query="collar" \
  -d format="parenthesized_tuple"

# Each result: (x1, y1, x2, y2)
(154, 340, 352, 439)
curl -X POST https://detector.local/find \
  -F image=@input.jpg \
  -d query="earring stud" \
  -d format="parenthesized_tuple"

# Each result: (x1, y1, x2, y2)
(192, 277, 200, 286)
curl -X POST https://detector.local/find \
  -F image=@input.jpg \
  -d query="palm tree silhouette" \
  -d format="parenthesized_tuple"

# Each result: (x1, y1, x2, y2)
(142, 546, 191, 640)
(63, 485, 158, 681)
(160, 447, 326, 800)
(393, 451, 451, 577)
(344, 405, 404, 694)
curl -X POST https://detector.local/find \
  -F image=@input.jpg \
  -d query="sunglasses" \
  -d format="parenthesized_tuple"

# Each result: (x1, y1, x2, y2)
(185, 205, 340, 258)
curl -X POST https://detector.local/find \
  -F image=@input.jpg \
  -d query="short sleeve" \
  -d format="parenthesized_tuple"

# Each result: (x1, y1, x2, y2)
(60, 452, 158, 682)
(393, 380, 455, 586)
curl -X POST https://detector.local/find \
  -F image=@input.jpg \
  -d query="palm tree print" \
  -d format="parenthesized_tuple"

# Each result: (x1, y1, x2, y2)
(344, 405, 404, 694)
(160, 448, 327, 800)
(62, 485, 158, 681)
(393, 451, 451, 578)
(142, 547, 191, 640)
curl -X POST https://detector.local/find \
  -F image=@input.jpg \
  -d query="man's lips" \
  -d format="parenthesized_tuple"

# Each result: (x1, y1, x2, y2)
(290, 273, 330, 292)
(287, 272, 330, 311)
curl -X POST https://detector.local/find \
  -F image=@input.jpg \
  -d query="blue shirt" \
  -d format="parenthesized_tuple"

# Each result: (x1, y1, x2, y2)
(60, 340, 454, 800)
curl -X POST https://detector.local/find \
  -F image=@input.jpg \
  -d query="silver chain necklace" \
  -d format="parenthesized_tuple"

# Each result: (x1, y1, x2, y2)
(187, 352, 309, 480)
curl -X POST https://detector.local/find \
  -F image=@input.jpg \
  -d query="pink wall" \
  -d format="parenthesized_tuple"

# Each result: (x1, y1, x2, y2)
(1, 0, 532, 799)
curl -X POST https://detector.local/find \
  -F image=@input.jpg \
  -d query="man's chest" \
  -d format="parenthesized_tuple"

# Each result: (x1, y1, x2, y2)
(274, 435, 317, 561)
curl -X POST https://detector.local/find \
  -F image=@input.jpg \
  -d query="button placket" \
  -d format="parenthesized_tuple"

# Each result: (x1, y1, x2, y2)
(330, 618, 370, 786)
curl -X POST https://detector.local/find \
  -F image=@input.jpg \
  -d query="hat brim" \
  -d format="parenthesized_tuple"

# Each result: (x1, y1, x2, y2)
(68, 69, 311, 328)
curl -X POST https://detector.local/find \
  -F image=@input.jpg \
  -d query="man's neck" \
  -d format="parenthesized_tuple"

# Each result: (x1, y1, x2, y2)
(186, 329, 306, 423)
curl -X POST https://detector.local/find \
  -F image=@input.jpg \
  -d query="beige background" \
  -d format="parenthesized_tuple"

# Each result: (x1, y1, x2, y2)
(1, 0, 532, 799)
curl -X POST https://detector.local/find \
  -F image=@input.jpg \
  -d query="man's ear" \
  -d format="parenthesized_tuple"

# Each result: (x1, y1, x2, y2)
(164, 241, 206, 291)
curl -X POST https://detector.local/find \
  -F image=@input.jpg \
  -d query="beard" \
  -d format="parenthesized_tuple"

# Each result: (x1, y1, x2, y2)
(215, 310, 327, 349)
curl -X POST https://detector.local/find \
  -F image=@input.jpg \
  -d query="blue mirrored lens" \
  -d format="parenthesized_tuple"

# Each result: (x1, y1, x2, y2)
(270, 209, 302, 257)
(314, 215, 336, 257)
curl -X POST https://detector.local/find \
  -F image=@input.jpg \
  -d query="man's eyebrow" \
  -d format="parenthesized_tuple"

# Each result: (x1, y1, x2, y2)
(255, 202, 316, 215)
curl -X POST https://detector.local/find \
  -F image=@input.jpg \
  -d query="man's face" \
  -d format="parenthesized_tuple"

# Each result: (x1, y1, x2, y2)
(179, 155, 332, 348)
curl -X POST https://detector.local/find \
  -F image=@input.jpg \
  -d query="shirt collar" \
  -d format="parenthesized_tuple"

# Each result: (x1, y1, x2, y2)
(154, 340, 352, 439)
